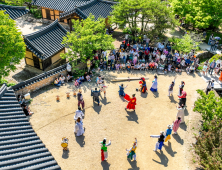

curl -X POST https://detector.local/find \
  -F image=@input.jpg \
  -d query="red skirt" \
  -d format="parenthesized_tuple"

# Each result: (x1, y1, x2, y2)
(101, 149, 105, 161)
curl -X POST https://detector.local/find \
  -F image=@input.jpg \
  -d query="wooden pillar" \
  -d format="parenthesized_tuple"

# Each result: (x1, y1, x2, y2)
(69, 19, 72, 32)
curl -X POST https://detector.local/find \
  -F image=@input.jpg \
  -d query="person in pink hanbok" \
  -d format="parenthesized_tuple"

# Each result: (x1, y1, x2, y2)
(173, 117, 181, 134)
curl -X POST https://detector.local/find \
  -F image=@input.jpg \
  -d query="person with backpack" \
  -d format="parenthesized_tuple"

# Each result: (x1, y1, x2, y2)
(168, 77, 176, 96)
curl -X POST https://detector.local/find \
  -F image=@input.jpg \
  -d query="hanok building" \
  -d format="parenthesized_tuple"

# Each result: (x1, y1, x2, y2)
(24, 19, 67, 70)
(0, 4, 29, 20)
(33, 0, 117, 29)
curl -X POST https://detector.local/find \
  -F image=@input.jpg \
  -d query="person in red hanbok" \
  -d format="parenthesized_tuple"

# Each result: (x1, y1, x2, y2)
(124, 94, 136, 111)
(139, 77, 147, 93)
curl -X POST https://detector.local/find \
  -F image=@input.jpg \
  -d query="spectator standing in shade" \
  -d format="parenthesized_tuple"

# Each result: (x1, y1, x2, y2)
(67, 62, 72, 76)
(208, 34, 214, 45)
(209, 60, 216, 75)
(210, 38, 216, 51)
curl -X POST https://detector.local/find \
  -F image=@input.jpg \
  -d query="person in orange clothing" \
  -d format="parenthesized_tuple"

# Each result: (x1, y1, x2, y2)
(124, 94, 137, 111)
(219, 71, 222, 84)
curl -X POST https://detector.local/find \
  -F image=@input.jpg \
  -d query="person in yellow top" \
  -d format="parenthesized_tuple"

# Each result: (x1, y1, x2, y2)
(87, 59, 91, 72)
(126, 138, 137, 161)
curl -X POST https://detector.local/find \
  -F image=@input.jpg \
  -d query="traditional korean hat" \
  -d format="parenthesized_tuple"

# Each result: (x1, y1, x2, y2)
(160, 131, 164, 134)
(168, 125, 172, 128)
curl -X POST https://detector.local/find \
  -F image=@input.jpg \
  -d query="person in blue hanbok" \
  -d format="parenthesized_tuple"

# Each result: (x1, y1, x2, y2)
(118, 84, 128, 96)
(150, 75, 158, 92)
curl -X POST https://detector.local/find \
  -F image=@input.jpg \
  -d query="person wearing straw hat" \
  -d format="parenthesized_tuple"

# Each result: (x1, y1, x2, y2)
(150, 131, 165, 151)
(74, 117, 84, 136)
(77, 89, 84, 110)
(100, 138, 111, 161)
(126, 138, 137, 161)
(165, 124, 174, 142)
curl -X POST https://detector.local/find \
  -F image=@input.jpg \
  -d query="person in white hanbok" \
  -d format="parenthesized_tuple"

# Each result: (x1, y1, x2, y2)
(100, 80, 108, 98)
(176, 105, 185, 123)
(74, 107, 84, 121)
(74, 117, 84, 136)
(150, 131, 165, 151)
(150, 75, 158, 92)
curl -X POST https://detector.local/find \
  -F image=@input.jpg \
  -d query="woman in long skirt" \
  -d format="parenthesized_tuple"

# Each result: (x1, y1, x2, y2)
(150, 75, 158, 92)
(173, 117, 181, 134)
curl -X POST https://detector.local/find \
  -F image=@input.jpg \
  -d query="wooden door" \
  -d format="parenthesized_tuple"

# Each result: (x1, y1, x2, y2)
(46, 9, 51, 20)
(33, 56, 40, 69)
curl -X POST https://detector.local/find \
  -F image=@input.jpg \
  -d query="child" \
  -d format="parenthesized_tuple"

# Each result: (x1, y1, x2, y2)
(140, 63, 145, 71)
(112, 62, 115, 70)
(186, 66, 191, 74)
(122, 63, 126, 70)
(145, 62, 149, 71)
(86, 75, 91, 82)
(137, 63, 142, 70)
(107, 62, 111, 71)
(74, 79, 79, 87)
(103, 60, 107, 70)
(134, 63, 138, 70)
(120, 63, 123, 70)
(168, 63, 172, 72)
(89, 71, 93, 78)
(115, 63, 120, 70)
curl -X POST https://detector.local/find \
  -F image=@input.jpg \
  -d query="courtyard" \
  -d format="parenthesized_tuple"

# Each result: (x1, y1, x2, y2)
(29, 71, 205, 170)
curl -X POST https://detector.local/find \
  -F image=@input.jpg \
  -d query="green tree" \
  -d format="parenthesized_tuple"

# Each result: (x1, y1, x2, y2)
(0, 11, 26, 80)
(169, 33, 202, 53)
(111, 0, 177, 42)
(4, 0, 32, 9)
(194, 116, 222, 170)
(61, 14, 114, 63)
(193, 90, 222, 130)
(171, 0, 222, 30)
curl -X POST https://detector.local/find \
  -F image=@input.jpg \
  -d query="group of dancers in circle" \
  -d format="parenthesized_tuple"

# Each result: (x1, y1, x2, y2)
(70, 75, 187, 162)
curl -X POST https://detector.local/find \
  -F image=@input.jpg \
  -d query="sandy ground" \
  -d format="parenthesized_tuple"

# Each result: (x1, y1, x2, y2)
(28, 71, 206, 170)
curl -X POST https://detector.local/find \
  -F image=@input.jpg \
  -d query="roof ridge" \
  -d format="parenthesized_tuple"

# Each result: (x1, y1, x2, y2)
(0, 4, 28, 10)
(97, 0, 118, 4)
(24, 38, 45, 56)
(77, 0, 97, 8)
(24, 19, 59, 39)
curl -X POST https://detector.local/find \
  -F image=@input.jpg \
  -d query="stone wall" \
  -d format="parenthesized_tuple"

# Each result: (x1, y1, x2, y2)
(14, 70, 67, 95)
(196, 51, 214, 59)
(12, 64, 67, 96)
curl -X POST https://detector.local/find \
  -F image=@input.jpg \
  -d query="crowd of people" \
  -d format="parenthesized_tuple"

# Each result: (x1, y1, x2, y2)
(93, 41, 200, 75)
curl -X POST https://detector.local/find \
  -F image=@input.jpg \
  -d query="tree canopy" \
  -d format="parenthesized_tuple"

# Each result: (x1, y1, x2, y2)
(0, 11, 26, 80)
(170, 0, 222, 30)
(169, 33, 202, 53)
(111, 0, 177, 42)
(193, 90, 222, 130)
(61, 14, 114, 63)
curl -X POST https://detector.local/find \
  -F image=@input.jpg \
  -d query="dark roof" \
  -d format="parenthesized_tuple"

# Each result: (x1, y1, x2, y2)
(12, 64, 67, 91)
(0, 4, 29, 20)
(60, 0, 116, 20)
(24, 19, 67, 60)
(33, 0, 90, 12)
(0, 84, 61, 170)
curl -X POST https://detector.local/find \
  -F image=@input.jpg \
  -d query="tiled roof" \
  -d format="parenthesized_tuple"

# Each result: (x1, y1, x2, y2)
(24, 19, 67, 60)
(60, 0, 116, 20)
(33, 0, 90, 12)
(12, 64, 67, 91)
(0, 4, 29, 20)
(0, 84, 61, 170)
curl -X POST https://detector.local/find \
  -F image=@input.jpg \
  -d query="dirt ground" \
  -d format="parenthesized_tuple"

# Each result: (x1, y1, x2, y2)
(28, 71, 205, 170)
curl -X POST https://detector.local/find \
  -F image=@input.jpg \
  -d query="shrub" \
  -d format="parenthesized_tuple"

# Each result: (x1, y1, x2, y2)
(197, 65, 203, 70)
(30, 8, 42, 19)
(0, 79, 16, 87)
(193, 90, 222, 130)
(209, 54, 222, 63)
(194, 116, 222, 170)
